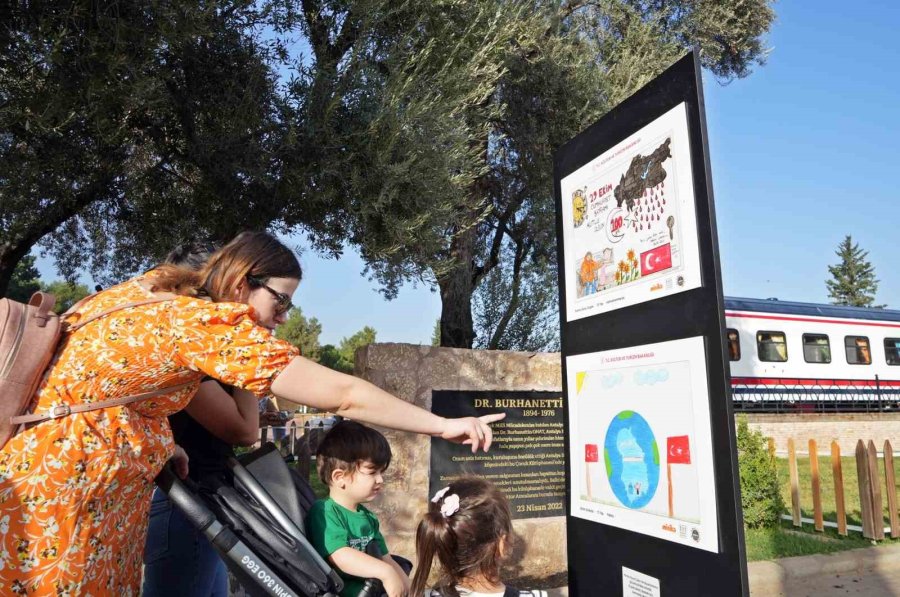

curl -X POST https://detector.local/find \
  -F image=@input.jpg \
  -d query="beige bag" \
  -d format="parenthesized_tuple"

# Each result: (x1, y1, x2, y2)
(0, 292, 192, 449)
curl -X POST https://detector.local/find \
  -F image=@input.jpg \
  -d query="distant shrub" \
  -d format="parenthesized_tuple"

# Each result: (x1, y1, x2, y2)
(737, 417, 783, 528)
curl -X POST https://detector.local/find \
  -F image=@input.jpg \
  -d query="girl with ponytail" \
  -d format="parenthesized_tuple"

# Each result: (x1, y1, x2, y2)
(411, 478, 547, 597)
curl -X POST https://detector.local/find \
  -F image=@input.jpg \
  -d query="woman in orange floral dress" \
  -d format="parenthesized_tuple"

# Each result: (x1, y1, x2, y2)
(0, 232, 502, 595)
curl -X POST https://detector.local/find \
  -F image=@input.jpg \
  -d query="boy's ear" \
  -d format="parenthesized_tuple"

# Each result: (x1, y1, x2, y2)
(330, 468, 347, 487)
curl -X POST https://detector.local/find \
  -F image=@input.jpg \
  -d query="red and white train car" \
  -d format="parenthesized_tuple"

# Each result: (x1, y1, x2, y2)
(724, 297, 900, 411)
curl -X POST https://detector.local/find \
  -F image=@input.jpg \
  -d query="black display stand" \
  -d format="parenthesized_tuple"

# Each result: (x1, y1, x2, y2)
(554, 52, 748, 596)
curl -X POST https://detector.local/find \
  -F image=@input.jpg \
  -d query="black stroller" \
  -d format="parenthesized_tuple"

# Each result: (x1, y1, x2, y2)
(155, 443, 403, 597)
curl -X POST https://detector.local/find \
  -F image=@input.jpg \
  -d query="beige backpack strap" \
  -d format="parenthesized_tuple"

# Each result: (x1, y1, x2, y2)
(64, 297, 175, 332)
(10, 381, 196, 426)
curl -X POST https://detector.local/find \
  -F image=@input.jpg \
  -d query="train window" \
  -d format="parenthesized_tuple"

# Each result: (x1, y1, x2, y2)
(802, 334, 831, 364)
(726, 329, 741, 361)
(845, 336, 872, 365)
(757, 331, 787, 362)
(885, 338, 900, 366)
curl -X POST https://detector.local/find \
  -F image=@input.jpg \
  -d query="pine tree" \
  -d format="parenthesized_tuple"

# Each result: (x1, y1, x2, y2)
(826, 235, 882, 307)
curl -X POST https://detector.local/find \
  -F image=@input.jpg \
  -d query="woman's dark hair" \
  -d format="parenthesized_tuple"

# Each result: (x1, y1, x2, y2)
(316, 421, 392, 486)
(410, 477, 513, 597)
(150, 231, 301, 301)
(164, 240, 220, 271)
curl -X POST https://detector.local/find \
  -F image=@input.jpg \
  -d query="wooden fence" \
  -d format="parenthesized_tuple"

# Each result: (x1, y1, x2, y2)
(781, 437, 900, 539)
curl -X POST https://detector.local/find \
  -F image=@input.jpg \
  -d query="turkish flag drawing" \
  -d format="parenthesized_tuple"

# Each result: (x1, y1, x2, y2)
(667, 436, 691, 464)
(640, 243, 673, 276)
(585, 444, 599, 463)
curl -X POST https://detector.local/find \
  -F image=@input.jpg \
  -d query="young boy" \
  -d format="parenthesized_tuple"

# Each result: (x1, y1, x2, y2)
(307, 420, 410, 597)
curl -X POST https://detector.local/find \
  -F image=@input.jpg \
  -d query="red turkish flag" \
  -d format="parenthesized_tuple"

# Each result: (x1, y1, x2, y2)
(667, 436, 691, 465)
(585, 444, 599, 463)
(640, 243, 673, 276)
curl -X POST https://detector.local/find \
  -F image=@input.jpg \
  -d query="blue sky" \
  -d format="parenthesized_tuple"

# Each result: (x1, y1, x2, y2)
(36, 2, 900, 345)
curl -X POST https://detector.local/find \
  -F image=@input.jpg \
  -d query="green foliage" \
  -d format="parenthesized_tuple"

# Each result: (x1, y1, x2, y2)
(4, 255, 41, 302)
(275, 308, 376, 373)
(431, 319, 441, 347)
(275, 308, 323, 361)
(1, 0, 777, 346)
(40, 281, 91, 314)
(473, 248, 559, 352)
(736, 417, 783, 528)
(344, 0, 776, 347)
(318, 344, 344, 372)
(826, 235, 883, 308)
(0, 1, 315, 290)
(319, 327, 378, 373)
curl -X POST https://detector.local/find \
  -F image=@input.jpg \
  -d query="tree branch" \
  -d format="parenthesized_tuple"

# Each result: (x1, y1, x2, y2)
(472, 186, 527, 286)
(487, 237, 531, 349)
(301, 0, 330, 64)
(0, 173, 115, 293)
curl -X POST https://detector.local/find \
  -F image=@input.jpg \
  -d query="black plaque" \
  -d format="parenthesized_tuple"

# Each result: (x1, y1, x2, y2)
(555, 52, 748, 595)
(430, 390, 565, 520)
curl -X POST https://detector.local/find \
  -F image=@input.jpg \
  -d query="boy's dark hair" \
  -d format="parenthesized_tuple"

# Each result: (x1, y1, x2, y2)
(316, 420, 392, 486)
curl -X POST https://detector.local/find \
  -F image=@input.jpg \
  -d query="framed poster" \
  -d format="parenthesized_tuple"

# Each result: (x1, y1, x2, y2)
(566, 336, 719, 552)
(560, 103, 702, 321)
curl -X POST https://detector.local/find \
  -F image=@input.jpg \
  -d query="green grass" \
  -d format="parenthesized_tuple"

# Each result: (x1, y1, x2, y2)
(745, 521, 873, 561)
(740, 455, 900, 562)
(775, 456, 900, 528)
(308, 466, 329, 499)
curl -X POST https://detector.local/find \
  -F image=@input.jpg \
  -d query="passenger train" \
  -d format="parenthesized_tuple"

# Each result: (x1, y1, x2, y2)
(723, 297, 900, 411)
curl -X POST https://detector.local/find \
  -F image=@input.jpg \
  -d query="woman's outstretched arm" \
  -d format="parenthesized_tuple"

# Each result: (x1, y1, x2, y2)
(269, 356, 504, 452)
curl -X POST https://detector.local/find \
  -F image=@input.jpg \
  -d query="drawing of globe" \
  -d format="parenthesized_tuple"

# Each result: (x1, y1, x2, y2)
(603, 411, 660, 509)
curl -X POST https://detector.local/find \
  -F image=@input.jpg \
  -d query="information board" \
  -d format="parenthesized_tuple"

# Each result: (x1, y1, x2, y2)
(430, 390, 565, 520)
(555, 52, 748, 596)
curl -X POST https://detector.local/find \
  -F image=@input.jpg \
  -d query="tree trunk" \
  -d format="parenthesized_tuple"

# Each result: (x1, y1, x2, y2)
(437, 226, 477, 348)
(0, 245, 31, 298)
(0, 173, 114, 296)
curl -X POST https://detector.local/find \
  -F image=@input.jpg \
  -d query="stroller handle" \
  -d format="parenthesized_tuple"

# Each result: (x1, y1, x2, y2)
(156, 464, 218, 534)
(155, 465, 313, 597)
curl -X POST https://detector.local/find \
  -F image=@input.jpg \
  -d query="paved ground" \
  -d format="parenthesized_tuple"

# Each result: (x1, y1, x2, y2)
(748, 544, 900, 596)
(544, 545, 900, 596)
(761, 567, 900, 596)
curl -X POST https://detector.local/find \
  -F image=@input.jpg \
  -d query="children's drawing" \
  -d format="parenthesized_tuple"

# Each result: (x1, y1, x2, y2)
(560, 103, 702, 321)
(567, 337, 719, 553)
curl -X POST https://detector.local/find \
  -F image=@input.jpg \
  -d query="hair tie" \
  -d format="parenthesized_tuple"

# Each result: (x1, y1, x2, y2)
(439, 494, 460, 517)
(431, 486, 460, 517)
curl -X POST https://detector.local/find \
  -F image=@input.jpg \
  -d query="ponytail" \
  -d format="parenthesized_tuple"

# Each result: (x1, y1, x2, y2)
(414, 478, 513, 595)
(410, 511, 460, 597)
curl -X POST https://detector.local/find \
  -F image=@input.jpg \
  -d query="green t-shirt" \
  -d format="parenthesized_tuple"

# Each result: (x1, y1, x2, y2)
(306, 497, 390, 597)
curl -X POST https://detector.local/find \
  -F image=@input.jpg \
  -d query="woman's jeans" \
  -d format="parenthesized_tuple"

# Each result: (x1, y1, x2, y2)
(143, 488, 228, 597)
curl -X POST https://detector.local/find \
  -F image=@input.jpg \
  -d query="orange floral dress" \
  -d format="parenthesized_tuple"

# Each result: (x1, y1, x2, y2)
(0, 278, 298, 595)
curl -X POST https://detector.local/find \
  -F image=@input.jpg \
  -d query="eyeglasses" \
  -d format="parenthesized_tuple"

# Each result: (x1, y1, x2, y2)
(246, 275, 293, 315)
